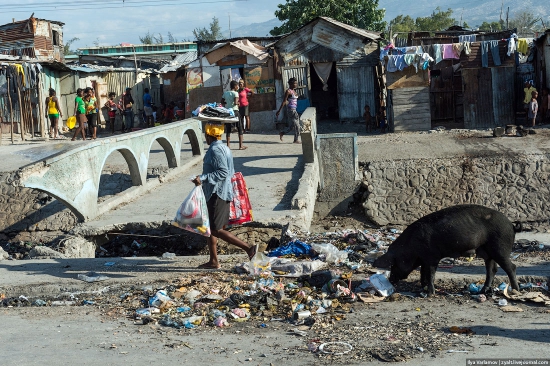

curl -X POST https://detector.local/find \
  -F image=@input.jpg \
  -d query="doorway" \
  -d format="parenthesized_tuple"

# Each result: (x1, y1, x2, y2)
(309, 62, 338, 119)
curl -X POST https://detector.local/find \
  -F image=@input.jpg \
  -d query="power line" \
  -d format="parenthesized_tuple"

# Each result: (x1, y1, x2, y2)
(3, 0, 248, 12)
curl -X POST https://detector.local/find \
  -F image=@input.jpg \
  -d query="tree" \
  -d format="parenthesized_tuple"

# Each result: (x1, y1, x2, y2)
(414, 7, 456, 32)
(139, 31, 155, 44)
(509, 11, 543, 35)
(167, 32, 178, 43)
(269, 0, 386, 36)
(479, 21, 502, 32)
(153, 33, 164, 44)
(388, 15, 416, 34)
(63, 37, 79, 55)
(193, 17, 223, 41)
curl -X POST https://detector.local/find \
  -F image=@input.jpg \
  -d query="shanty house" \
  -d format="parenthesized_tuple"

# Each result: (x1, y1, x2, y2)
(0, 16, 64, 62)
(385, 29, 516, 131)
(534, 30, 550, 91)
(186, 37, 279, 130)
(274, 17, 382, 122)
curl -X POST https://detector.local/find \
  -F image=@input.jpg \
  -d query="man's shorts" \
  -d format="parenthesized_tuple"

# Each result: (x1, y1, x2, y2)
(206, 193, 230, 231)
(144, 106, 153, 116)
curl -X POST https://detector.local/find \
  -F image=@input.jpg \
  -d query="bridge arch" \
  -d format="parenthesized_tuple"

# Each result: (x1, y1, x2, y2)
(148, 135, 177, 168)
(98, 147, 143, 187)
(183, 127, 202, 157)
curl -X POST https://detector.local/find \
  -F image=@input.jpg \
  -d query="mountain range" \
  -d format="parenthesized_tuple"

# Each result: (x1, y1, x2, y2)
(223, 0, 549, 38)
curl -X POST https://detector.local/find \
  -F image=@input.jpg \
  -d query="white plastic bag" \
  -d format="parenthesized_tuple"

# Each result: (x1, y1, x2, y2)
(249, 251, 271, 276)
(311, 243, 348, 264)
(172, 186, 211, 237)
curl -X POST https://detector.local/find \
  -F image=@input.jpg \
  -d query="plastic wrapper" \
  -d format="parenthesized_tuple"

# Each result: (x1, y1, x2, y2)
(172, 186, 211, 237)
(369, 273, 395, 297)
(248, 251, 271, 276)
(310, 243, 348, 264)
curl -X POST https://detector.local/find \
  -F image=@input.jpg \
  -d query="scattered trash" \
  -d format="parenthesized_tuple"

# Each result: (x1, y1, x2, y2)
(294, 310, 312, 320)
(77, 272, 110, 282)
(213, 317, 229, 327)
(369, 274, 395, 297)
(318, 342, 353, 355)
(498, 299, 508, 306)
(500, 306, 523, 312)
(290, 328, 308, 337)
(449, 326, 475, 335)
(33, 299, 47, 306)
(468, 283, 483, 294)
(104, 262, 116, 266)
(51, 301, 75, 306)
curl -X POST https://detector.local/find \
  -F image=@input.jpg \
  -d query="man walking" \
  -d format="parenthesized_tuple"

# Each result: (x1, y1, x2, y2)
(143, 88, 154, 127)
(192, 123, 256, 269)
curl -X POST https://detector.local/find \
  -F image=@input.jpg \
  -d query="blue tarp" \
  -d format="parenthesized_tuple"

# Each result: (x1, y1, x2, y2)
(267, 240, 312, 257)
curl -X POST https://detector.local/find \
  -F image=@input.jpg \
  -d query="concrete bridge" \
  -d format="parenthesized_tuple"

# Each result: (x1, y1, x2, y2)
(16, 119, 204, 221)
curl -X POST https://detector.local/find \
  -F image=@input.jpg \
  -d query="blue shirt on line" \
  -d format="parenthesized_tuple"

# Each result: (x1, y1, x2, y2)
(143, 93, 152, 108)
(199, 140, 234, 202)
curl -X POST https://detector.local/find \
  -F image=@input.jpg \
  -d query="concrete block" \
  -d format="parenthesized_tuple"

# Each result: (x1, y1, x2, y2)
(58, 236, 97, 258)
(0, 247, 8, 260)
(28, 246, 66, 259)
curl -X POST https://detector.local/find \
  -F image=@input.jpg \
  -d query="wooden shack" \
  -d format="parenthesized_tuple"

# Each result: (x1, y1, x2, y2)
(387, 29, 516, 131)
(274, 17, 382, 122)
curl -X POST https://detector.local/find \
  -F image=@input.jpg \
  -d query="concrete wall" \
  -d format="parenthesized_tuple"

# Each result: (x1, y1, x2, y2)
(0, 171, 78, 237)
(361, 154, 550, 226)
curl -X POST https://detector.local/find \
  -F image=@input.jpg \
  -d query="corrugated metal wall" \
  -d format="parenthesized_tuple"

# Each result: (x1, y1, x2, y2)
(463, 67, 515, 128)
(391, 87, 431, 131)
(282, 65, 309, 99)
(336, 64, 375, 121)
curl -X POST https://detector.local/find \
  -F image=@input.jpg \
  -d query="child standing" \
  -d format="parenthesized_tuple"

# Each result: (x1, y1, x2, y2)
(377, 106, 387, 133)
(104, 92, 118, 133)
(529, 91, 538, 127)
(363, 105, 372, 133)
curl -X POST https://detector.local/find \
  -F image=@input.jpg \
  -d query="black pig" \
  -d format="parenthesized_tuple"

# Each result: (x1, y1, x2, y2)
(373, 205, 520, 295)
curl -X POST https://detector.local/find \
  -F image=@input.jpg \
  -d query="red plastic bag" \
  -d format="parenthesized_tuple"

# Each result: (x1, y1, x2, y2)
(228, 172, 253, 226)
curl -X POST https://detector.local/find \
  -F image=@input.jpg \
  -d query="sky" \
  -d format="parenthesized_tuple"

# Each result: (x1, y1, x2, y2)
(0, 0, 280, 49)
(0, 0, 547, 50)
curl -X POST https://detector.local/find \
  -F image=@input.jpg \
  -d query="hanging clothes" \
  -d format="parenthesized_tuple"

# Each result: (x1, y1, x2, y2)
(442, 44, 459, 60)
(312, 62, 332, 91)
(490, 40, 502, 66)
(420, 53, 434, 70)
(403, 54, 418, 72)
(459, 34, 476, 43)
(507, 34, 517, 56)
(433, 44, 443, 64)
(462, 42, 471, 55)
(452, 43, 464, 57)
(481, 41, 490, 68)
(386, 55, 406, 72)
(517, 38, 529, 54)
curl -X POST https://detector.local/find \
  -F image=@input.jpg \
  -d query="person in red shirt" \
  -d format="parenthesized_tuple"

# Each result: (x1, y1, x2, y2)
(238, 79, 254, 132)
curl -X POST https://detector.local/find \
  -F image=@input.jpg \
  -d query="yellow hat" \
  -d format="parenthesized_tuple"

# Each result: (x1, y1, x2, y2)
(205, 123, 224, 140)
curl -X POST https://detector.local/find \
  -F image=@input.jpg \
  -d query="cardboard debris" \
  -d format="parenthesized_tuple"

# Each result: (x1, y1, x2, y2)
(504, 287, 550, 306)
(357, 292, 386, 303)
(500, 305, 523, 312)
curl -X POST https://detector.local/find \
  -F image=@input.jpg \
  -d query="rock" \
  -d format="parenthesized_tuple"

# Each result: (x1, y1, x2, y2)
(57, 236, 96, 258)
(528, 128, 537, 135)
(493, 127, 505, 137)
(0, 247, 9, 260)
(28, 246, 66, 259)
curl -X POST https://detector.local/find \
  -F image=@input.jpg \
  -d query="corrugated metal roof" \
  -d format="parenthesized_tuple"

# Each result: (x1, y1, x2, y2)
(159, 51, 198, 73)
(318, 17, 381, 40)
(68, 64, 156, 73)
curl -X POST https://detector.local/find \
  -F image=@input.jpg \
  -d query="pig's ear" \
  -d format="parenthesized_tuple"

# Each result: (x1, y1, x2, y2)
(374, 253, 394, 269)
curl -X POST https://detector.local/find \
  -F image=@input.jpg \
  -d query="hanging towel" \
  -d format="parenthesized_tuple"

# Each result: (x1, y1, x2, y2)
(452, 43, 464, 57)
(517, 38, 529, 54)
(481, 41, 490, 68)
(458, 35, 476, 43)
(403, 54, 418, 72)
(442, 44, 459, 59)
(462, 41, 471, 55)
(433, 44, 443, 64)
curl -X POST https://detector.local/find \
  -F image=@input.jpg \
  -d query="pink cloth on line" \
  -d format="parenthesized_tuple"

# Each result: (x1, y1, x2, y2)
(442, 44, 460, 59)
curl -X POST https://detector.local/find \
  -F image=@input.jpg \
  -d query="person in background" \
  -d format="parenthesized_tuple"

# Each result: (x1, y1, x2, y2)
(222, 80, 246, 149)
(529, 91, 538, 128)
(377, 106, 387, 134)
(238, 79, 254, 132)
(105, 92, 118, 133)
(540, 88, 549, 125)
(85, 88, 98, 139)
(192, 122, 257, 269)
(143, 87, 154, 127)
(363, 105, 372, 133)
(120, 87, 134, 132)
(173, 103, 182, 119)
(71, 88, 87, 141)
(164, 102, 175, 123)
(276, 77, 300, 144)
(45, 88, 62, 139)
(523, 81, 537, 123)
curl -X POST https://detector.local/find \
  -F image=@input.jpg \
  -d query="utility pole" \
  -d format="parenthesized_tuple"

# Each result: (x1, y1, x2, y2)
(506, 7, 509, 29)
(228, 13, 232, 38)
